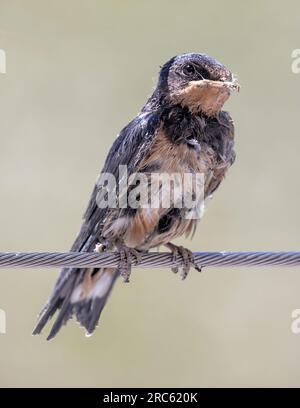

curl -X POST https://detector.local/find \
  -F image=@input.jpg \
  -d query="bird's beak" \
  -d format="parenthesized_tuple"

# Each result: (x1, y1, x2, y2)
(220, 75, 240, 92)
(191, 76, 240, 93)
(171, 76, 240, 116)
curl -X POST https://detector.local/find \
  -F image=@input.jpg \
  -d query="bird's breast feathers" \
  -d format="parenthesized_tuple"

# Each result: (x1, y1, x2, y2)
(102, 112, 235, 250)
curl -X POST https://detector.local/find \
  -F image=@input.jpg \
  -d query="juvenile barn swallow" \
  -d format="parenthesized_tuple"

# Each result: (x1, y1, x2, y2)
(33, 53, 239, 339)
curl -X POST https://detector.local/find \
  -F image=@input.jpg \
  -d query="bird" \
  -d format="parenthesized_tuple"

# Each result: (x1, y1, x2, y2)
(33, 53, 239, 340)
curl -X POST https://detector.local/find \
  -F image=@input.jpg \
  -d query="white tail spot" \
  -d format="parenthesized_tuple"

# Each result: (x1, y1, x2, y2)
(71, 272, 113, 303)
(90, 272, 112, 299)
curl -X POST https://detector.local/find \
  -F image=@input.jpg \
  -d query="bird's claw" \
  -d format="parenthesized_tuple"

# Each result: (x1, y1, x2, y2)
(116, 244, 143, 283)
(166, 243, 201, 280)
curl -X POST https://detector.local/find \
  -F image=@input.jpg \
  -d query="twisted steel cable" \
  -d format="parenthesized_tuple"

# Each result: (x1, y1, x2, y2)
(0, 251, 299, 269)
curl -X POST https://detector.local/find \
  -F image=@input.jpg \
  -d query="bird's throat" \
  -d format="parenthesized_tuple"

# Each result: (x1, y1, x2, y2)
(171, 79, 236, 117)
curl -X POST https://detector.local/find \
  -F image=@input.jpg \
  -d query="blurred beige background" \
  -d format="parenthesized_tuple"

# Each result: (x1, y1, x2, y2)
(0, 0, 300, 387)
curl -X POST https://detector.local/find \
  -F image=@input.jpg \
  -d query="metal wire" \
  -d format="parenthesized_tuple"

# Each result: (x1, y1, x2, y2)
(0, 251, 299, 269)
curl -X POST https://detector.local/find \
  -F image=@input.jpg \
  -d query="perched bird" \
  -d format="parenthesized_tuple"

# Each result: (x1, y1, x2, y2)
(33, 53, 239, 340)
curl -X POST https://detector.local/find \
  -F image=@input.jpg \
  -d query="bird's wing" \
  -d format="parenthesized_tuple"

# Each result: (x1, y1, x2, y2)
(33, 111, 162, 334)
(70, 111, 161, 254)
(204, 111, 235, 197)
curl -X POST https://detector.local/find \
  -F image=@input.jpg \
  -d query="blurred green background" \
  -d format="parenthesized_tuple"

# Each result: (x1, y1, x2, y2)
(0, 0, 300, 387)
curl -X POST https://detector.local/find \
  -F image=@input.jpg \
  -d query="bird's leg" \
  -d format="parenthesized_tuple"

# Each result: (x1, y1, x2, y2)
(115, 242, 143, 283)
(165, 243, 202, 280)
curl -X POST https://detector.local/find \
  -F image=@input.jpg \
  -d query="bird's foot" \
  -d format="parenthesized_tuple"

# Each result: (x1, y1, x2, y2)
(165, 243, 202, 280)
(115, 243, 143, 283)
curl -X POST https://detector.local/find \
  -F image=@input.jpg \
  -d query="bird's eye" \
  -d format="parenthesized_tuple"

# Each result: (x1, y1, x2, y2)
(182, 64, 196, 76)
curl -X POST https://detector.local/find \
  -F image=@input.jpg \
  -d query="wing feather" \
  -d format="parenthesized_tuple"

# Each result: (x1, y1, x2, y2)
(54, 111, 161, 288)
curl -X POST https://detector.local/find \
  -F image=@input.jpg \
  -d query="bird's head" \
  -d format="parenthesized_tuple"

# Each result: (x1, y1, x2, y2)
(157, 53, 239, 116)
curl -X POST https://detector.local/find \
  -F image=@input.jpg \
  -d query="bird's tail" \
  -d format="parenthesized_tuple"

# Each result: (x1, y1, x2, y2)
(33, 266, 119, 340)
